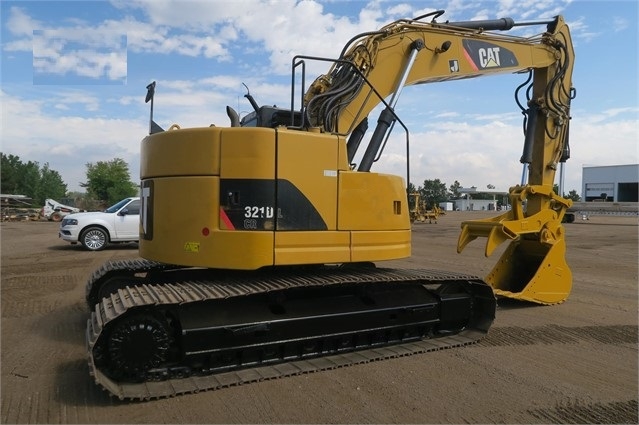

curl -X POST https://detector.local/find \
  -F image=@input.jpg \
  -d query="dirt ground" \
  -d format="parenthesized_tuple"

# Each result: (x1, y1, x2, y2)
(1, 212, 637, 424)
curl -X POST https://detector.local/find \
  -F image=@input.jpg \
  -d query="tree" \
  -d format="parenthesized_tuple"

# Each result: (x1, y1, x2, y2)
(81, 158, 138, 205)
(1, 154, 21, 193)
(19, 161, 40, 201)
(419, 179, 448, 208)
(35, 163, 67, 204)
(449, 180, 462, 198)
(553, 183, 581, 201)
(0, 153, 67, 205)
(566, 189, 580, 201)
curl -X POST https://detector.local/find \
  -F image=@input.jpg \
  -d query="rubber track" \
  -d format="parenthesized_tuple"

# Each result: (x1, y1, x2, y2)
(87, 267, 488, 401)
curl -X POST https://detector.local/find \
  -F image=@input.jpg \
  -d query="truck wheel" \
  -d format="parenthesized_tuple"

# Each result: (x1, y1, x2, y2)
(80, 227, 108, 251)
(50, 212, 62, 222)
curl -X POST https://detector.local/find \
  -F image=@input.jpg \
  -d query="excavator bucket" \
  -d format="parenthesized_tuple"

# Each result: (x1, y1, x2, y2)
(457, 185, 573, 305)
(483, 235, 571, 304)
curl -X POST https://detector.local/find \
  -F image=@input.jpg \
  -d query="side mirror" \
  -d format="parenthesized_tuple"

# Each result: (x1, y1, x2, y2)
(118, 208, 129, 216)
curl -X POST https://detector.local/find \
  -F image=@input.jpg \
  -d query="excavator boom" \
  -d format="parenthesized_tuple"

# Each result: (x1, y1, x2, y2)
(305, 14, 564, 135)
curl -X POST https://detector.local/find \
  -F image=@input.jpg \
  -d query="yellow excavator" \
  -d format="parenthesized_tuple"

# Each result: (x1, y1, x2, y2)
(85, 10, 575, 400)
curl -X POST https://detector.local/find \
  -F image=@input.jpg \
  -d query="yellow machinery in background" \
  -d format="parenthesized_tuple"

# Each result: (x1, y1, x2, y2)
(85, 11, 575, 400)
(409, 192, 443, 223)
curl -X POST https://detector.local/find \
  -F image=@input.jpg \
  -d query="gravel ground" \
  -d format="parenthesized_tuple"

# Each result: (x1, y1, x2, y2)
(1, 211, 637, 424)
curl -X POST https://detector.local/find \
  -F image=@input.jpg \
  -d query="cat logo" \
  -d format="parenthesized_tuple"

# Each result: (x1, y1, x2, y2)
(462, 39, 518, 71)
(479, 47, 501, 68)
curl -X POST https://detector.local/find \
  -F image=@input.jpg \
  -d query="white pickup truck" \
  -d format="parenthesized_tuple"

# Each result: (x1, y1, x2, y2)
(58, 197, 140, 251)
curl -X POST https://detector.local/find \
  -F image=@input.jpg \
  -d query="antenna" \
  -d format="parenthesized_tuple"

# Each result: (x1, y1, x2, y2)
(145, 81, 164, 134)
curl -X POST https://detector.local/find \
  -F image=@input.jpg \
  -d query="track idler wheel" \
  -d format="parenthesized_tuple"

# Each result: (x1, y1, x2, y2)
(106, 313, 174, 381)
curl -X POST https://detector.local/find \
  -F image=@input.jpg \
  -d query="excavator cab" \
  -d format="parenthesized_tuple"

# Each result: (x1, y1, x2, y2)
(223, 86, 303, 129)
(237, 105, 302, 128)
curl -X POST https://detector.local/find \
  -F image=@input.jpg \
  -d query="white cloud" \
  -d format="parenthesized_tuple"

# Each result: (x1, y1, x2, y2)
(2, 78, 636, 197)
(362, 108, 638, 196)
(33, 45, 128, 81)
(4, 6, 41, 38)
(599, 107, 639, 119)
(49, 90, 101, 111)
(570, 113, 639, 167)
(107, 0, 385, 75)
(157, 33, 228, 58)
(4, 8, 129, 82)
(386, 3, 414, 18)
(612, 16, 629, 32)
(1, 0, 635, 199)
(3, 0, 589, 82)
(111, 0, 253, 28)
(0, 90, 145, 191)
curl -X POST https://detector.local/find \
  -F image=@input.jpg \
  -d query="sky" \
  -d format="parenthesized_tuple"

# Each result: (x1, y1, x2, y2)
(1, 0, 637, 196)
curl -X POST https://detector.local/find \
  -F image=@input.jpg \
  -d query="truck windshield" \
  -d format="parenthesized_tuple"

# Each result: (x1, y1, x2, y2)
(104, 198, 131, 213)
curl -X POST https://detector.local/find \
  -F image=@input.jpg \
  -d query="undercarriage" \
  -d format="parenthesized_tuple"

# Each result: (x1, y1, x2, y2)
(86, 260, 495, 400)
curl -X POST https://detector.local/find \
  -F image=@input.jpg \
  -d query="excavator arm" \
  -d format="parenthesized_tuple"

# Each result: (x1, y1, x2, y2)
(304, 12, 576, 304)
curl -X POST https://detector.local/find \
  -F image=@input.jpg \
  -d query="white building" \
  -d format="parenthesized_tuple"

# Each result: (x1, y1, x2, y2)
(454, 198, 499, 211)
(455, 187, 508, 211)
(582, 164, 639, 202)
